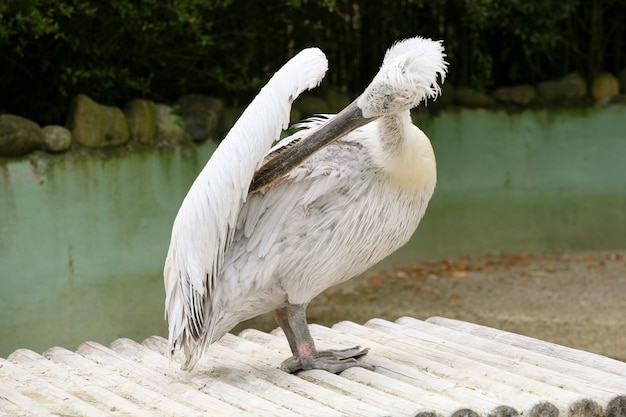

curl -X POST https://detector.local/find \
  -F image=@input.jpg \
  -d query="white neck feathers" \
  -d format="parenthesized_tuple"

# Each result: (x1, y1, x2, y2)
(367, 112, 436, 194)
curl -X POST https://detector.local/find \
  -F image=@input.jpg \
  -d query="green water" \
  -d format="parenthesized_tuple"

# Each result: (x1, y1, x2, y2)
(1, 108, 625, 357)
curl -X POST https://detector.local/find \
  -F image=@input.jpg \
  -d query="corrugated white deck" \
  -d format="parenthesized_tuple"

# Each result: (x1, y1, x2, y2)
(1, 316, 625, 417)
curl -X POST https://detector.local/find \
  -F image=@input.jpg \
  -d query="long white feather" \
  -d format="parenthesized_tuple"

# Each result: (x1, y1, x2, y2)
(164, 48, 328, 369)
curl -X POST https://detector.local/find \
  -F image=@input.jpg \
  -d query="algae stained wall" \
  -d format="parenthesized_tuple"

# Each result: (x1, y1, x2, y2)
(0, 144, 216, 357)
(384, 106, 626, 266)
(1, 108, 625, 356)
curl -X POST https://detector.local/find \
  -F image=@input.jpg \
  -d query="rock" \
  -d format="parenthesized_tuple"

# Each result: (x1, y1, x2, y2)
(454, 87, 495, 108)
(591, 72, 619, 104)
(293, 94, 330, 119)
(324, 90, 352, 113)
(41, 125, 72, 152)
(66, 94, 129, 147)
(610, 94, 626, 105)
(217, 106, 244, 138)
(290, 107, 302, 125)
(618, 68, 626, 94)
(0, 114, 44, 156)
(537, 80, 562, 103)
(176, 94, 223, 142)
(124, 99, 157, 144)
(538, 73, 587, 104)
(492, 85, 537, 106)
(429, 83, 455, 112)
(560, 73, 587, 99)
(154, 104, 185, 144)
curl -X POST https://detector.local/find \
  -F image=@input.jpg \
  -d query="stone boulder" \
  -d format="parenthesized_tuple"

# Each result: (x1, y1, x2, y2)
(324, 90, 352, 113)
(610, 94, 626, 105)
(217, 106, 244, 138)
(454, 87, 495, 108)
(537, 73, 587, 104)
(41, 125, 72, 152)
(560, 73, 587, 100)
(592, 72, 619, 104)
(290, 108, 302, 125)
(429, 83, 455, 112)
(125, 99, 157, 144)
(492, 85, 537, 106)
(66, 94, 129, 147)
(293, 94, 330, 120)
(537, 80, 561, 103)
(154, 104, 185, 144)
(176, 94, 223, 143)
(0, 114, 44, 156)
(617, 68, 626, 94)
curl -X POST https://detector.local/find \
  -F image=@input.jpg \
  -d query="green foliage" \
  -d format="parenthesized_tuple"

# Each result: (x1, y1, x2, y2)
(1, 0, 624, 124)
(0, 0, 236, 123)
(458, 0, 580, 87)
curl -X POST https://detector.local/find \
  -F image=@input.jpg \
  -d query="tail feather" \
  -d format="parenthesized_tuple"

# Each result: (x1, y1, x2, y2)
(163, 48, 328, 369)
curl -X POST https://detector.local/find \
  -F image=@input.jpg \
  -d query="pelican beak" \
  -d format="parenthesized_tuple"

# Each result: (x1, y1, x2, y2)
(250, 98, 375, 193)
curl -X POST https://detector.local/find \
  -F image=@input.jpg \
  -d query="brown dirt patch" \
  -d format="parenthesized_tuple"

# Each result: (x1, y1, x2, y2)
(236, 251, 626, 361)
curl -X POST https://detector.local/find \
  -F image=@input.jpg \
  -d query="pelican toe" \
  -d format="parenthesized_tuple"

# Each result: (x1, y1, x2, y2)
(280, 346, 373, 374)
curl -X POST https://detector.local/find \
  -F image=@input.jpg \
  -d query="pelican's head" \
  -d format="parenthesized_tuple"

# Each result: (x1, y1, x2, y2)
(250, 37, 447, 193)
(357, 37, 447, 119)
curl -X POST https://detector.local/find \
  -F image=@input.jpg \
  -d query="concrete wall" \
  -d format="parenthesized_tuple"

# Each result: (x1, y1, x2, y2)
(1, 107, 625, 356)
(1, 145, 216, 356)
(401, 106, 626, 263)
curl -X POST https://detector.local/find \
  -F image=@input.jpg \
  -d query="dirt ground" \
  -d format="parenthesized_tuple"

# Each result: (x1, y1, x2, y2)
(236, 250, 626, 362)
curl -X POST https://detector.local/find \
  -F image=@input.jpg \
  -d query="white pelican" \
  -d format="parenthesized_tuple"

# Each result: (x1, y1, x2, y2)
(165, 37, 447, 373)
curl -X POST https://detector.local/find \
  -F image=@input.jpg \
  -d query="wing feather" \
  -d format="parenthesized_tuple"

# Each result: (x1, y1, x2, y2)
(164, 48, 328, 369)
(236, 124, 374, 261)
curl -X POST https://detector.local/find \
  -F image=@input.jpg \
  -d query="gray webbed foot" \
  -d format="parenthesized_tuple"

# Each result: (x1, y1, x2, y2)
(274, 305, 374, 374)
(281, 346, 374, 374)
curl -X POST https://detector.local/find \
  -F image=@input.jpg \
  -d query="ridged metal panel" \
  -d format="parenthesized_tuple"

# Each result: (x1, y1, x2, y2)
(1, 317, 624, 417)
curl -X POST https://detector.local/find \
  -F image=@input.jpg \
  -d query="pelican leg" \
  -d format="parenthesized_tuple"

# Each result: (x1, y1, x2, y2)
(274, 304, 373, 374)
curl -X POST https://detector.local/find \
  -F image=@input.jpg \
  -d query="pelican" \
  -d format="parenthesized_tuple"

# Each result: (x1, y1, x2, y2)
(164, 37, 447, 373)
